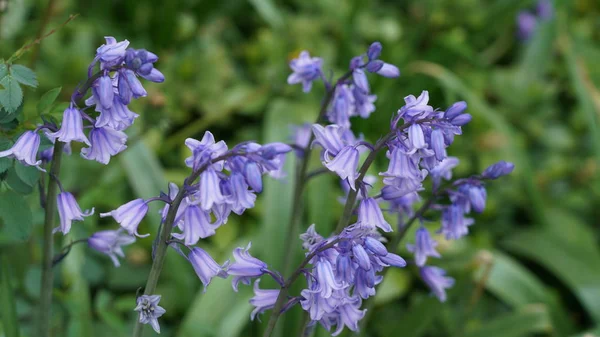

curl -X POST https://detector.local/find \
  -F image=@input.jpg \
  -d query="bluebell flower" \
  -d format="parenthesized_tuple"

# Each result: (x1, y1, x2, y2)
(249, 279, 280, 321)
(228, 243, 268, 291)
(185, 131, 228, 171)
(324, 146, 359, 190)
(172, 204, 216, 245)
(118, 69, 147, 101)
(0, 131, 43, 168)
(430, 129, 446, 161)
(352, 85, 377, 119)
(287, 51, 323, 93)
(440, 204, 473, 240)
(48, 107, 90, 145)
(93, 74, 115, 110)
(54, 192, 94, 235)
(444, 101, 467, 120)
(458, 184, 487, 213)
(517, 11, 538, 40)
(134, 295, 166, 334)
(291, 123, 312, 154)
(95, 36, 129, 68)
(300, 283, 339, 321)
(536, 0, 553, 20)
(379, 252, 407, 268)
(88, 229, 135, 267)
(93, 95, 139, 131)
(398, 91, 434, 120)
(407, 227, 441, 267)
(363, 237, 388, 256)
(429, 157, 459, 189)
(314, 257, 346, 298)
(244, 161, 263, 193)
(300, 224, 324, 250)
(327, 85, 355, 127)
(357, 198, 392, 232)
(312, 124, 346, 157)
(449, 113, 472, 126)
(420, 266, 455, 302)
(351, 243, 371, 271)
(100, 199, 150, 237)
(188, 247, 229, 291)
(39, 137, 72, 163)
(80, 127, 127, 164)
(195, 168, 226, 210)
(225, 173, 256, 214)
(366, 42, 382, 60)
(335, 253, 354, 284)
(482, 160, 515, 179)
(124, 48, 165, 83)
(328, 298, 366, 336)
(372, 63, 400, 78)
(352, 68, 370, 94)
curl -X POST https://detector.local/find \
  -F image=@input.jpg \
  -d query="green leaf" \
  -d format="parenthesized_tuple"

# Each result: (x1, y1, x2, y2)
(0, 139, 13, 175)
(463, 305, 552, 337)
(5, 167, 33, 194)
(37, 87, 62, 115)
(0, 190, 33, 243)
(503, 227, 600, 324)
(375, 296, 444, 337)
(0, 75, 23, 113)
(0, 254, 20, 337)
(0, 63, 7, 79)
(9, 64, 37, 88)
(14, 163, 40, 187)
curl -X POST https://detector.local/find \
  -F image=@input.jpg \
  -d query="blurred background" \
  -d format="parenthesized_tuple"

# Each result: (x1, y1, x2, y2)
(0, 0, 599, 336)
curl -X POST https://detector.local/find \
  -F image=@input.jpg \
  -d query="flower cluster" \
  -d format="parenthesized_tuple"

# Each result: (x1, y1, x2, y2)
(0, 36, 164, 241)
(231, 42, 513, 335)
(516, 0, 553, 41)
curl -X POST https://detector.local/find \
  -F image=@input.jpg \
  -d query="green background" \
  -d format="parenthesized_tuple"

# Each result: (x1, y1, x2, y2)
(0, 0, 599, 336)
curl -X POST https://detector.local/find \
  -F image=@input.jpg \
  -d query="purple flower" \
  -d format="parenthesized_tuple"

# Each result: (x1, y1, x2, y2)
(440, 204, 473, 240)
(225, 173, 256, 214)
(357, 198, 392, 232)
(47, 107, 90, 145)
(0, 131, 42, 168)
(367, 42, 382, 60)
(184, 131, 228, 171)
(172, 204, 217, 245)
(88, 229, 135, 267)
(373, 63, 400, 78)
(430, 157, 459, 189)
(80, 127, 127, 164)
(444, 101, 467, 120)
(407, 227, 441, 267)
(536, 0, 553, 20)
(300, 224, 324, 250)
(291, 123, 312, 154)
(95, 37, 129, 67)
(54, 192, 94, 235)
(194, 168, 226, 210)
(134, 295, 166, 334)
(228, 243, 268, 291)
(351, 244, 371, 271)
(430, 129, 446, 161)
(517, 11, 538, 40)
(188, 247, 228, 291)
(124, 48, 164, 83)
(287, 51, 323, 93)
(324, 146, 359, 190)
(93, 74, 114, 110)
(249, 279, 280, 321)
(398, 91, 434, 120)
(458, 184, 487, 213)
(329, 299, 366, 336)
(420, 266, 455, 302)
(93, 95, 139, 131)
(363, 237, 387, 256)
(312, 124, 346, 157)
(379, 253, 407, 268)
(482, 160, 515, 179)
(100, 199, 149, 237)
(117, 69, 147, 101)
(244, 161, 263, 193)
(314, 258, 346, 298)
(352, 85, 377, 119)
(327, 85, 355, 127)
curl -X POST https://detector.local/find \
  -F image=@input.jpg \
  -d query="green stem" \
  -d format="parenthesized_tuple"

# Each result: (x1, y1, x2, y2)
(38, 141, 64, 337)
(132, 153, 235, 337)
(1, 252, 20, 337)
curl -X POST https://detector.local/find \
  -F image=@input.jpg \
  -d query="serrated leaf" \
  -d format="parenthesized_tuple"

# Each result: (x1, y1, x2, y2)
(0, 189, 33, 243)
(37, 87, 62, 115)
(0, 63, 7, 79)
(14, 163, 39, 186)
(5, 167, 33, 194)
(0, 76, 23, 113)
(9, 64, 37, 88)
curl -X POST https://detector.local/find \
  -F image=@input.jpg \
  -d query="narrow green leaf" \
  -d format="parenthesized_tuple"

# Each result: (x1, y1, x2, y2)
(248, 0, 284, 29)
(375, 297, 443, 337)
(0, 254, 20, 337)
(37, 87, 62, 115)
(503, 228, 600, 324)
(9, 64, 37, 88)
(0, 190, 33, 242)
(463, 305, 552, 337)
(0, 76, 23, 113)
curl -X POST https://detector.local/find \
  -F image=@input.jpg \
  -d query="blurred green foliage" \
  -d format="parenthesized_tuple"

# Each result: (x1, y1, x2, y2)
(0, 0, 599, 336)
